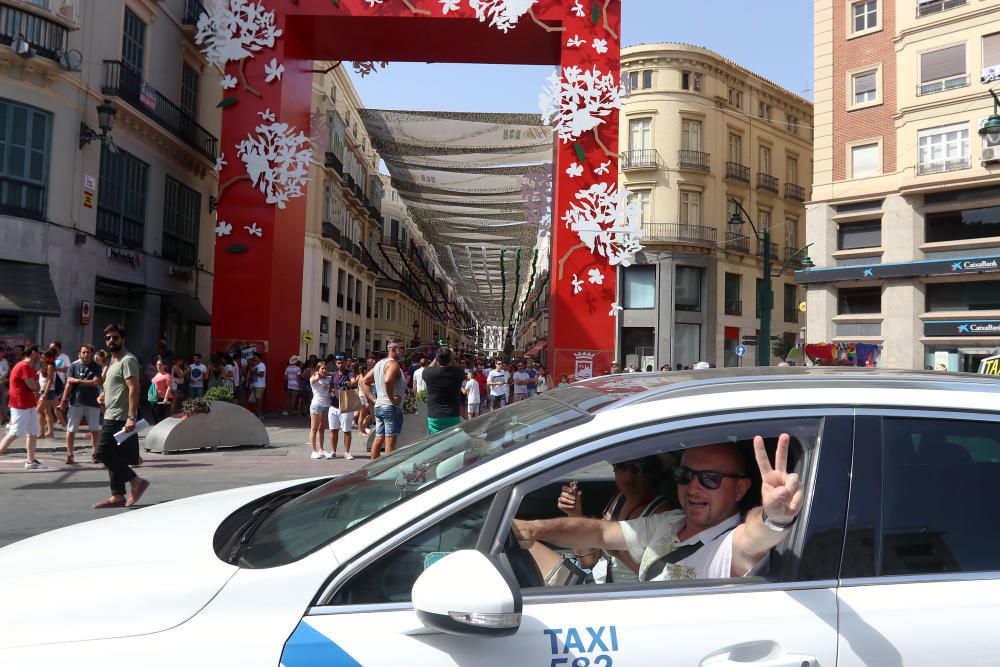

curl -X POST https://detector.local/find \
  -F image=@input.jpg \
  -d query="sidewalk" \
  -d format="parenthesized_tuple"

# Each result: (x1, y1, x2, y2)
(0, 412, 365, 456)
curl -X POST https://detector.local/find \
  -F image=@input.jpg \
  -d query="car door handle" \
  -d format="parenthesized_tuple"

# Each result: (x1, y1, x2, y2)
(701, 640, 817, 667)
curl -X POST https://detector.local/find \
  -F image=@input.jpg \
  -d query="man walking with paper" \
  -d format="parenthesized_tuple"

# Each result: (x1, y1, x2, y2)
(93, 323, 150, 509)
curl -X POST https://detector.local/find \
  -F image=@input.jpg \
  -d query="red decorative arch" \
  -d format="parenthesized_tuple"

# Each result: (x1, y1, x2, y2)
(206, 0, 623, 407)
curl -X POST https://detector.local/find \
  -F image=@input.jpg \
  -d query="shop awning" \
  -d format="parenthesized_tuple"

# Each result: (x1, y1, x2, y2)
(524, 338, 548, 357)
(0, 260, 61, 316)
(162, 294, 211, 325)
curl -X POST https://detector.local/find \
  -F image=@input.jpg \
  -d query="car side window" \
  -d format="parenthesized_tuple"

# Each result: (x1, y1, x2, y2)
(502, 417, 822, 590)
(882, 417, 1000, 575)
(329, 497, 492, 605)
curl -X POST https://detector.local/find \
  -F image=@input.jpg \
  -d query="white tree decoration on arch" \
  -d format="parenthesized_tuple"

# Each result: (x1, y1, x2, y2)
(195, 0, 283, 97)
(540, 65, 621, 157)
(469, 0, 565, 33)
(557, 182, 643, 284)
(218, 115, 312, 209)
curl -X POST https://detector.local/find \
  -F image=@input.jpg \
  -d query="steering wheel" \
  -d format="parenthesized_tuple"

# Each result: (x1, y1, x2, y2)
(503, 528, 545, 588)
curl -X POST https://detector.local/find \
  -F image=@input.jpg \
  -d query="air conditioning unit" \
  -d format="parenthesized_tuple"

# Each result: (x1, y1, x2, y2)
(983, 146, 1000, 164)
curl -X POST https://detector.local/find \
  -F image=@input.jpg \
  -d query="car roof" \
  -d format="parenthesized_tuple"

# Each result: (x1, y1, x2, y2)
(564, 367, 1000, 413)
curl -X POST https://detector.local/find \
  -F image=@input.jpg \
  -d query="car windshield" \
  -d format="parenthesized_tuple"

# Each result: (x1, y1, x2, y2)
(238, 392, 598, 568)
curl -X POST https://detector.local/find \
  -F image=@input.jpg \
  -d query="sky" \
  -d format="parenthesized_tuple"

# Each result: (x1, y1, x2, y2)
(348, 0, 814, 113)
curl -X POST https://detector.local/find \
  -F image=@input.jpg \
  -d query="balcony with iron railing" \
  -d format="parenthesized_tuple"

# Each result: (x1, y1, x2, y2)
(621, 148, 659, 170)
(784, 246, 805, 264)
(678, 150, 711, 172)
(917, 73, 969, 96)
(324, 151, 344, 176)
(0, 2, 70, 61)
(724, 298, 742, 316)
(181, 0, 207, 27)
(724, 231, 750, 253)
(321, 221, 342, 245)
(102, 60, 217, 161)
(726, 162, 750, 183)
(916, 0, 967, 17)
(756, 172, 779, 193)
(917, 156, 971, 176)
(756, 239, 779, 258)
(784, 183, 805, 202)
(643, 222, 717, 246)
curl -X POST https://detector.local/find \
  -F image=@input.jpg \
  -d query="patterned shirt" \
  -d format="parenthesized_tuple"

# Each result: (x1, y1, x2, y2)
(621, 510, 744, 582)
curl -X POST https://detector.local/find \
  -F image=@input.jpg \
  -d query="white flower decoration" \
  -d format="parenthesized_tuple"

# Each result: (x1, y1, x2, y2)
(439, 0, 460, 13)
(214, 153, 227, 172)
(264, 58, 284, 83)
(244, 223, 263, 237)
(365, 0, 384, 5)
(220, 74, 237, 90)
(592, 38, 608, 54)
(215, 220, 232, 237)
(195, 0, 282, 68)
(609, 302, 623, 317)
(566, 162, 584, 178)
(572, 0, 585, 16)
(571, 273, 584, 294)
(567, 34, 584, 48)
(561, 182, 645, 268)
(469, 0, 538, 33)
(235, 118, 312, 209)
(540, 65, 622, 144)
(257, 108, 276, 122)
(594, 160, 611, 175)
(587, 268, 604, 285)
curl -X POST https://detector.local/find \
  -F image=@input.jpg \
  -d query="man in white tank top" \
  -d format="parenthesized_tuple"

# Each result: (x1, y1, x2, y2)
(361, 339, 405, 459)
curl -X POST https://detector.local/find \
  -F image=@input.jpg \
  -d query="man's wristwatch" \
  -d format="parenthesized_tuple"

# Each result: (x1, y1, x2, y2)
(127, 414, 137, 421)
(761, 510, 797, 532)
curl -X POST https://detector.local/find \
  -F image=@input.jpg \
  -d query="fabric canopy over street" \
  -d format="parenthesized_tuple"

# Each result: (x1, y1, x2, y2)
(361, 109, 553, 330)
(0, 260, 61, 316)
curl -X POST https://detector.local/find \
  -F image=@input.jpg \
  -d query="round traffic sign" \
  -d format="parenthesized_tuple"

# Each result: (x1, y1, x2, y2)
(302, 330, 315, 344)
(735, 344, 747, 357)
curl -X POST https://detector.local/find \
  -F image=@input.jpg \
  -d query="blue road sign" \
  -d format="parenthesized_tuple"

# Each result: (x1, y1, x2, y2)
(735, 344, 747, 357)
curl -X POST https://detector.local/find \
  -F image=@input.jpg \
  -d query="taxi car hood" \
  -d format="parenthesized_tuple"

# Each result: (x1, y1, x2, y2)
(0, 479, 307, 650)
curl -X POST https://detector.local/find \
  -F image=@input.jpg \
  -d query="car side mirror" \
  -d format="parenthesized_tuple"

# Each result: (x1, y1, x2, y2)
(411, 550, 522, 637)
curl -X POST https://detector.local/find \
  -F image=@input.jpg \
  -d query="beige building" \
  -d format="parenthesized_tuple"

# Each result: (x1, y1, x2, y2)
(0, 0, 219, 361)
(618, 43, 814, 369)
(807, 0, 1000, 371)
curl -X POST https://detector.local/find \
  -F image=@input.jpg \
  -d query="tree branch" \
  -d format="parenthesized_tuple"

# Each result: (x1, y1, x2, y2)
(309, 61, 343, 74)
(239, 59, 261, 98)
(591, 127, 615, 158)
(400, 0, 431, 15)
(602, 0, 618, 41)
(528, 7, 565, 32)
(218, 173, 251, 198)
(557, 241, 587, 280)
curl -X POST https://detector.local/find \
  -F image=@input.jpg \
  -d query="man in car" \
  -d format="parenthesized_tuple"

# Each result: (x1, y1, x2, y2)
(513, 434, 802, 581)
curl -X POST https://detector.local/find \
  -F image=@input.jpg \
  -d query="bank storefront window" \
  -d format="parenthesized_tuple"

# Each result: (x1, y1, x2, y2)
(925, 347, 997, 373)
(926, 204, 1000, 242)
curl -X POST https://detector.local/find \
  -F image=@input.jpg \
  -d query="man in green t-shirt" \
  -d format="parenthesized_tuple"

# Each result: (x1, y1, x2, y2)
(93, 323, 150, 509)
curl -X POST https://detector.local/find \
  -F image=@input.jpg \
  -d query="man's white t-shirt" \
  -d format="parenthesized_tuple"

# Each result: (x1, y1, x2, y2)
(413, 366, 427, 393)
(55, 353, 72, 383)
(253, 362, 267, 388)
(188, 363, 207, 388)
(486, 369, 509, 397)
(512, 370, 530, 395)
(464, 379, 480, 406)
(621, 510, 743, 582)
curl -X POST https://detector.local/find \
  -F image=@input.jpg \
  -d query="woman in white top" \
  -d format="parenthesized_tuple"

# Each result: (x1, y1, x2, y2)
(536, 366, 550, 394)
(308, 361, 333, 460)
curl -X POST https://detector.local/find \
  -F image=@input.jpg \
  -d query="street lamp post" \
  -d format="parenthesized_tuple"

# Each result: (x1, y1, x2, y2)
(979, 89, 1000, 141)
(728, 201, 814, 367)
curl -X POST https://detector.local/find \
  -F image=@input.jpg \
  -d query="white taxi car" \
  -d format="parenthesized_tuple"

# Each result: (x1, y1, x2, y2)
(2, 368, 999, 666)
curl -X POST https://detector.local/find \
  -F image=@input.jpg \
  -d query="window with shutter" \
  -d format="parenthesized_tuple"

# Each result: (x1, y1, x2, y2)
(919, 44, 967, 95)
(853, 70, 877, 105)
(981, 33, 1000, 83)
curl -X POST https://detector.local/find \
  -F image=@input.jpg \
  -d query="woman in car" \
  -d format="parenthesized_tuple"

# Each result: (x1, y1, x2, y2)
(555, 454, 673, 584)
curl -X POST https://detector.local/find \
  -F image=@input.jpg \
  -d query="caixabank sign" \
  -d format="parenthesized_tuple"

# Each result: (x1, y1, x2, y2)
(797, 254, 1000, 284)
(924, 320, 1000, 337)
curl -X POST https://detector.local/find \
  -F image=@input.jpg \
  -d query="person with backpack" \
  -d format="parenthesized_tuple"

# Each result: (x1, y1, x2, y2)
(36, 349, 61, 438)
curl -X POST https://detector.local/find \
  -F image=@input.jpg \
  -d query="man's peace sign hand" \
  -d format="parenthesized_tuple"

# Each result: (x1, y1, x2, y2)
(754, 433, 803, 525)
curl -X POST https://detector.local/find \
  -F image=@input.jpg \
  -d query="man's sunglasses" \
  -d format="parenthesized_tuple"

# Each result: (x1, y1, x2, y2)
(104, 335, 121, 341)
(612, 461, 655, 474)
(672, 465, 748, 490)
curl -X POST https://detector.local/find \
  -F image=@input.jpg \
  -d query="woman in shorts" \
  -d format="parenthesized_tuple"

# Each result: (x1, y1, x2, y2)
(308, 361, 331, 459)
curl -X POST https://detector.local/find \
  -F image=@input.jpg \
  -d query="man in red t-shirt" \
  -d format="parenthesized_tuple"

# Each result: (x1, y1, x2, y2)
(475, 363, 488, 413)
(0, 344, 44, 469)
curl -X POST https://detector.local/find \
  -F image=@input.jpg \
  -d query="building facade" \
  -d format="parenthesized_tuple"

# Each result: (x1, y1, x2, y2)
(618, 43, 814, 370)
(806, 0, 1000, 371)
(0, 0, 219, 362)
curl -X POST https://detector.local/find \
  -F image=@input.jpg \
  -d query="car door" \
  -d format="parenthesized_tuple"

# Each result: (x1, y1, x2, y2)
(837, 411, 1000, 666)
(281, 411, 851, 667)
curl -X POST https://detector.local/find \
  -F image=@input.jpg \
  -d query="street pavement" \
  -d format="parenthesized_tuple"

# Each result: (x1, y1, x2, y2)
(0, 415, 373, 548)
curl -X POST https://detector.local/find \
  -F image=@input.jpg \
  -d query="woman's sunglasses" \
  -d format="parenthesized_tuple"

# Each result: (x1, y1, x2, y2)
(672, 465, 748, 490)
